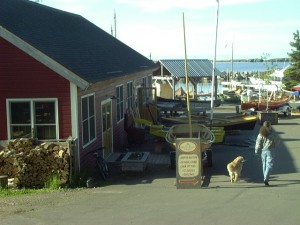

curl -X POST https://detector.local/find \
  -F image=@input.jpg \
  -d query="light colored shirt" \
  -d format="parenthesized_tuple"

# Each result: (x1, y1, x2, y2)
(255, 132, 279, 154)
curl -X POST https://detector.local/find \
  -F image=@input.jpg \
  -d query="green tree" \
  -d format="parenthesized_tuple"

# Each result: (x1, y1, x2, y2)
(283, 30, 300, 90)
(256, 53, 277, 84)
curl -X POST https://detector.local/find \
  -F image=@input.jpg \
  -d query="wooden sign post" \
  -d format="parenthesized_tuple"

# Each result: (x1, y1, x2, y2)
(175, 138, 202, 189)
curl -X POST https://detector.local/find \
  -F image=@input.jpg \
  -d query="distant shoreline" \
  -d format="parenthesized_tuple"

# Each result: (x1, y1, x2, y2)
(215, 61, 288, 73)
(216, 58, 289, 63)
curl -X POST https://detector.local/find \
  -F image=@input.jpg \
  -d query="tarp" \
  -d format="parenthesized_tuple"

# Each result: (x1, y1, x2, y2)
(293, 83, 300, 91)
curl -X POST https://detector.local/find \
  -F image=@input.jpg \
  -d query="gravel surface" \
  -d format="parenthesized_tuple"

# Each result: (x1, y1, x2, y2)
(0, 103, 240, 219)
(0, 189, 91, 218)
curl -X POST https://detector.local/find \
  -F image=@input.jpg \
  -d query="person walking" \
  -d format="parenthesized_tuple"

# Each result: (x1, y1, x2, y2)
(255, 120, 280, 186)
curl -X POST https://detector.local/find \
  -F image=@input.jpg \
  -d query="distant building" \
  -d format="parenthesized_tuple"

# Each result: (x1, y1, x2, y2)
(153, 59, 221, 99)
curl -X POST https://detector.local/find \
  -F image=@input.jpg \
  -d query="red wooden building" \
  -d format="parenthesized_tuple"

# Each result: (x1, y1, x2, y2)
(0, 0, 156, 172)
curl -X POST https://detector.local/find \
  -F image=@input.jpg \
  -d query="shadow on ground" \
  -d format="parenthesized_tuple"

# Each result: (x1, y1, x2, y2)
(90, 119, 299, 189)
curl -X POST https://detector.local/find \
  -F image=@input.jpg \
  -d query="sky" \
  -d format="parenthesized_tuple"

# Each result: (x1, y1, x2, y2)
(38, 0, 300, 61)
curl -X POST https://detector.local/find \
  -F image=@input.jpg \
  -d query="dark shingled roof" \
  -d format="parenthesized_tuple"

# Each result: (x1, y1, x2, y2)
(0, 0, 156, 85)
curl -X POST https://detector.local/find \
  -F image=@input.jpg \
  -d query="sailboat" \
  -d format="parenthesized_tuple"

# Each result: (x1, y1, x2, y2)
(164, 13, 216, 150)
(162, 4, 257, 133)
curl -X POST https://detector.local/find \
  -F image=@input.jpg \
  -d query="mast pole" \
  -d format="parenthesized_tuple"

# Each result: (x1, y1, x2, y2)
(210, 0, 220, 124)
(231, 37, 234, 81)
(182, 12, 192, 138)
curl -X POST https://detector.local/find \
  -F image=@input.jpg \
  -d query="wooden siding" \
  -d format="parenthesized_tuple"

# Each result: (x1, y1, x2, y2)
(78, 74, 152, 170)
(0, 37, 71, 140)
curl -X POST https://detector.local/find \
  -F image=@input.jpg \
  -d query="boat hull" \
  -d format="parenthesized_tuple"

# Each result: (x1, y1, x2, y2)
(241, 96, 290, 111)
(165, 124, 216, 151)
(161, 114, 257, 131)
(157, 96, 221, 108)
(288, 100, 300, 110)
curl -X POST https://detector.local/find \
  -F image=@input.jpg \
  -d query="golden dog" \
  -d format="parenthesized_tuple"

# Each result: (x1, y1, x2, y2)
(227, 156, 245, 183)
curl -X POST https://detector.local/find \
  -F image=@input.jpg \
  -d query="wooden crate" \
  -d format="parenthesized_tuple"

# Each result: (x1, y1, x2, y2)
(258, 111, 278, 125)
(121, 152, 150, 172)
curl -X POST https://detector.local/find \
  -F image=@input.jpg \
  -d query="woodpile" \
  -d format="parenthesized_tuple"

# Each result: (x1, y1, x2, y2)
(0, 138, 70, 188)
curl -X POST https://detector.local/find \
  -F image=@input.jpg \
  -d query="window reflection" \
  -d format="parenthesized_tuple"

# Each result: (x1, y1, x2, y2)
(35, 102, 55, 124)
(9, 100, 57, 139)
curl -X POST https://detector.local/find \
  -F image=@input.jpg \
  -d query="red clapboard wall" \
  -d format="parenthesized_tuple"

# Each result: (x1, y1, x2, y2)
(0, 37, 72, 140)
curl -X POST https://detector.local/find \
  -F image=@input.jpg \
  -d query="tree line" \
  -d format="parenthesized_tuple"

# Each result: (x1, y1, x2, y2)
(283, 30, 300, 90)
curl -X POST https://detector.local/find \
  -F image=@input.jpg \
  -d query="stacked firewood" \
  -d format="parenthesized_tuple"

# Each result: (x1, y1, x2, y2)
(0, 138, 70, 188)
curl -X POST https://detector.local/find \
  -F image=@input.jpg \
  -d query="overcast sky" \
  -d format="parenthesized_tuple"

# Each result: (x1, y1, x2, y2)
(40, 0, 300, 61)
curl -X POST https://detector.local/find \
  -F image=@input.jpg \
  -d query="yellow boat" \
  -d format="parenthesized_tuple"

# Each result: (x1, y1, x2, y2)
(161, 114, 257, 131)
(133, 118, 225, 144)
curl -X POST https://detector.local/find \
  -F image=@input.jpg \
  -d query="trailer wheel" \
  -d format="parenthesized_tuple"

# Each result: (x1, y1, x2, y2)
(283, 108, 291, 117)
(202, 150, 213, 168)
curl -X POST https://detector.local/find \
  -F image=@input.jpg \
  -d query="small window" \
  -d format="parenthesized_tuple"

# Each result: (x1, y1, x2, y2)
(81, 94, 96, 147)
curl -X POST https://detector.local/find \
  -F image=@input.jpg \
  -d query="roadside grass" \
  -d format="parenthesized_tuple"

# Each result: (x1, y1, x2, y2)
(0, 166, 109, 197)
(0, 174, 86, 197)
(0, 184, 85, 197)
(0, 187, 54, 197)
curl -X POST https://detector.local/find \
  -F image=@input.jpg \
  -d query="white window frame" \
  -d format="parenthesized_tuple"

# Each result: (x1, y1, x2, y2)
(6, 98, 59, 140)
(116, 85, 124, 122)
(81, 93, 96, 148)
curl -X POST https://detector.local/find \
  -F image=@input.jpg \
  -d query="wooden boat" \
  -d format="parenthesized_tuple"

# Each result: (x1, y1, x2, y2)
(157, 96, 221, 109)
(241, 101, 258, 110)
(258, 96, 290, 110)
(175, 87, 185, 96)
(157, 96, 221, 118)
(165, 124, 215, 152)
(161, 114, 257, 131)
(164, 13, 222, 153)
(197, 92, 211, 97)
(241, 95, 290, 111)
(132, 117, 224, 143)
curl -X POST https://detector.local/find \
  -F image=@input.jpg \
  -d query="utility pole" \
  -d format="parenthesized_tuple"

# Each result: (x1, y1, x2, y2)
(114, 9, 117, 38)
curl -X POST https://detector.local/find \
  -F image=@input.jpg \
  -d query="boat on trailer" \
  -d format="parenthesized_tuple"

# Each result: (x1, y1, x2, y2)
(160, 114, 257, 131)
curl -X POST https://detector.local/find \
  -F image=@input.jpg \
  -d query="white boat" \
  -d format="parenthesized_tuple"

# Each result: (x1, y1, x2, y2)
(221, 80, 243, 94)
(248, 65, 290, 89)
(289, 100, 300, 111)
(165, 124, 215, 152)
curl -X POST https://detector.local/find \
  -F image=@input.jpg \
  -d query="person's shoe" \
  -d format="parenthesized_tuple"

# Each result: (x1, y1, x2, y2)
(264, 180, 270, 186)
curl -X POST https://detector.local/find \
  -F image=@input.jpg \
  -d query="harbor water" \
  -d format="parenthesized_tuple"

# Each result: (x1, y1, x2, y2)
(174, 61, 289, 95)
(216, 61, 288, 73)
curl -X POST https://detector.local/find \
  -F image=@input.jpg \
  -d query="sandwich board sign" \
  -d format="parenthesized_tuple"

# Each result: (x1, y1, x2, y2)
(175, 138, 202, 189)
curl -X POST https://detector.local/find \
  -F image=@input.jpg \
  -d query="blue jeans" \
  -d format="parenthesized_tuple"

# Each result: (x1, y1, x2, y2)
(261, 150, 275, 181)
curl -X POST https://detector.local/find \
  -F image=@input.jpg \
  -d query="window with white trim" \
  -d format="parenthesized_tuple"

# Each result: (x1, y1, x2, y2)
(116, 85, 124, 122)
(81, 94, 96, 147)
(7, 99, 58, 140)
(127, 81, 134, 110)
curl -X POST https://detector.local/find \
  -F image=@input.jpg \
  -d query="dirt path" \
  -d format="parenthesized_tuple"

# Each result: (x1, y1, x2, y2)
(0, 189, 90, 218)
